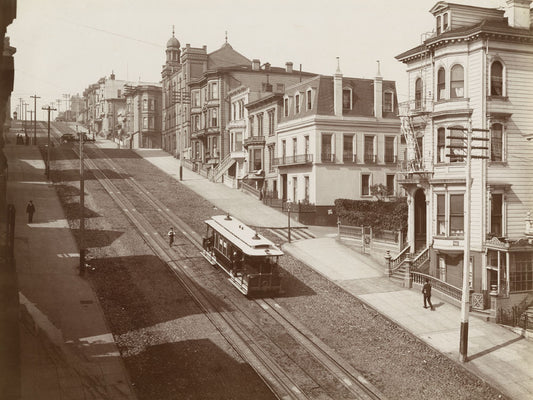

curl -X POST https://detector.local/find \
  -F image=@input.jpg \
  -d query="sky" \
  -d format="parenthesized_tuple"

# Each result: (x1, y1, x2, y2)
(7, 0, 504, 121)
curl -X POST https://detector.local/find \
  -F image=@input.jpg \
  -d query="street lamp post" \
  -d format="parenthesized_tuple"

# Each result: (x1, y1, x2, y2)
(287, 202, 292, 243)
(79, 124, 85, 274)
(42, 105, 57, 178)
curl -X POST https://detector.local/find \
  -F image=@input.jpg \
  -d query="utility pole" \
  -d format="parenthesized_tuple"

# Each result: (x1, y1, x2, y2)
(31, 95, 41, 145)
(78, 125, 85, 274)
(42, 105, 57, 178)
(287, 202, 291, 243)
(447, 120, 489, 363)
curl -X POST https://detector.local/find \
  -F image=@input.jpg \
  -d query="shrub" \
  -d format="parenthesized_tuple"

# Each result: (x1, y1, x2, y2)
(335, 198, 408, 233)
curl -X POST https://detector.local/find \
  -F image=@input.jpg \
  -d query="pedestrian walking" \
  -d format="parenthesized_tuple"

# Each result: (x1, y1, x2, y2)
(26, 200, 36, 223)
(168, 227, 175, 246)
(422, 279, 433, 310)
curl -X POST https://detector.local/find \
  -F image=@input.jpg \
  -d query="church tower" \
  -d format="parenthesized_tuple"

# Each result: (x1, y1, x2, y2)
(162, 26, 181, 78)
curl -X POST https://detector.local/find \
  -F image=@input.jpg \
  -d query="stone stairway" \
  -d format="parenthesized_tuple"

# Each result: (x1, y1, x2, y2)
(389, 247, 429, 282)
(268, 227, 316, 242)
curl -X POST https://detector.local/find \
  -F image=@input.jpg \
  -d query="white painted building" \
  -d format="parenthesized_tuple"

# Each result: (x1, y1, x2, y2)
(396, 0, 533, 313)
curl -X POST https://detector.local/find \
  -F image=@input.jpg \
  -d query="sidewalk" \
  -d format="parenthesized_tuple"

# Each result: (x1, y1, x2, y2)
(5, 141, 135, 399)
(137, 148, 533, 400)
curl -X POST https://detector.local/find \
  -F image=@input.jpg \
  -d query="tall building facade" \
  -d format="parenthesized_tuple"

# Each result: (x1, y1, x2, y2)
(82, 72, 127, 141)
(396, 0, 533, 313)
(161, 32, 316, 178)
(124, 84, 162, 149)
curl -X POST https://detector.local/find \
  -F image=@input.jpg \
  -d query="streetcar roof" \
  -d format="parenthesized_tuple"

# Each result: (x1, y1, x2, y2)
(205, 215, 283, 256)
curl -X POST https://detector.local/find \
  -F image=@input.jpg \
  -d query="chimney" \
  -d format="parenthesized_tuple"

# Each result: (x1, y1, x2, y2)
(252, 59, 260, 71)
(374, 61, 383, 119)
(285, 62, 293, 73)
(505, 0, 532, 29)
(264, 62, 271, 71)
(333, 58, 343, 117)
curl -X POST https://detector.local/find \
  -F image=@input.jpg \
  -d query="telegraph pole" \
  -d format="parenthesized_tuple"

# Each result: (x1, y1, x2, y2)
(31, 94, 40, 145)
(78, 125, 86, 274)
(447, 119, 489, 362)
(42, 105, 57, 178)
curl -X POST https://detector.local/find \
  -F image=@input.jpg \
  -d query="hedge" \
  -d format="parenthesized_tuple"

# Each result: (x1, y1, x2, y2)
(334, 198, 408, 233)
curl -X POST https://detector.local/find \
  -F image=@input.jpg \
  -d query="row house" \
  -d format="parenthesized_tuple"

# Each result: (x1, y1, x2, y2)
(82, 72, 127, 141)
(275, 64, 402, 216)
(161, 32, 316, 179)
(124, 84, 162, 149)
(396, 0, 533, 314)
(221, 61, 314, 188)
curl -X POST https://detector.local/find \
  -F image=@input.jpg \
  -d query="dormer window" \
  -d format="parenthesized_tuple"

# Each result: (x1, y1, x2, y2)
(306, 89, 312, 110)
(342, 88, 352, 110)
(283, 97, 289, 117)
(436, 12, 449, 35)
(295, 93, 300, 113)
(443, 13, 449, 31)
(383, 92, 394, 112)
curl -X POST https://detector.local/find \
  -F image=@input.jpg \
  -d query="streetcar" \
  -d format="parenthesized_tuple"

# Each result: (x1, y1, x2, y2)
(201, 214, 283, 296)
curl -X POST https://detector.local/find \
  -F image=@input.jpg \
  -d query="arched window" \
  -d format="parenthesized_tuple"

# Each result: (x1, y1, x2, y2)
(491, 61, 503, 96)
(491, 123, 503, 162)
(450, 65, 464, 98)
(437, 68, 446, 100)
(415, 78, 423, 109)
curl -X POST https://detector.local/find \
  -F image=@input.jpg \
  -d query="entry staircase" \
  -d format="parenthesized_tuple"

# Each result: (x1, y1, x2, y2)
(388, 245, 430, 283)
(211, 153, 236, 182)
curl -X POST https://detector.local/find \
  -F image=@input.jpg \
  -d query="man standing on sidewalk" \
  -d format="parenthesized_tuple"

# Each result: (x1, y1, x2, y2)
(168, 227, 175, 246)
(422, 279, 433, 310)
(26, 200, 36, 223)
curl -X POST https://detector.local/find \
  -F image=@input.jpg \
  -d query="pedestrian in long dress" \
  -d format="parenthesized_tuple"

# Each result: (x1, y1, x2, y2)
(422, 279, 433, 310)
(26, 200, 36, 223)
(168, 227, 175, 246)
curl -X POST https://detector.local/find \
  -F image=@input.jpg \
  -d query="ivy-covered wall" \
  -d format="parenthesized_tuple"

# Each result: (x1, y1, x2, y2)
(335, 198, 408, 233)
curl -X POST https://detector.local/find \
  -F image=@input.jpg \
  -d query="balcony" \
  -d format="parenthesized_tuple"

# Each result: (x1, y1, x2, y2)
(397, 158, 433, 187)
(274, 154, 313, 167)
(321, 153, 336, 163)
(243, 135, 266, 148)
(384, 154, 397, 164)
(364, 153, 377, 164)
(343, 153, 357, 163)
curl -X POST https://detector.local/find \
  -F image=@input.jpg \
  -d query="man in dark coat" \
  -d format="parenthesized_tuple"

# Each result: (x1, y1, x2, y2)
(422, 279, 433, 310)
(26, 200, 36, 223)
(168, 227, 175, 246)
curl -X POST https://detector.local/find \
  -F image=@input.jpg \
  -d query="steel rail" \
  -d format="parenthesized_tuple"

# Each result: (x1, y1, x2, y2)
(85, 145, 386, 399)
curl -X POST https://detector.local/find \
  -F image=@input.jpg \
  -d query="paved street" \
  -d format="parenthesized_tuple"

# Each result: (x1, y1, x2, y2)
(139, 147, 533, 400)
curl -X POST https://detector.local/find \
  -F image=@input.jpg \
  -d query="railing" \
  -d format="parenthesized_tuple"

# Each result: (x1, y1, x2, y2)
(384, 154, 397, 164)
(243, 135, 266, 147)
(241, 181, 260, 197)
(389, 245, 410, 275)
(273, 154, 313, 166)
(212, 153, 235, 182)
(364, 153, 377, 164)
(412, 247, 429, 270)
(321, 153, 336, 163)
(411, 272, 462, 302)
(339, 225, 363, 238)
(343, 153, 357, 163)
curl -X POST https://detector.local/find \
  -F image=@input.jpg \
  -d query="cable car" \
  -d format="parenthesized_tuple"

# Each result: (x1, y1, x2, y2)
(201, 214, 283, 296)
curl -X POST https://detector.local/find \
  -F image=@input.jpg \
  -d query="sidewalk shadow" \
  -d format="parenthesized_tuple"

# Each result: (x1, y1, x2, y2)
(431, 302, 445, 310)
(468, 336, 524, 361)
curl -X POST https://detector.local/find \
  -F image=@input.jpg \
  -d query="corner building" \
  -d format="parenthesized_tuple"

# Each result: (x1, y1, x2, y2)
(396, 1, 533, 315)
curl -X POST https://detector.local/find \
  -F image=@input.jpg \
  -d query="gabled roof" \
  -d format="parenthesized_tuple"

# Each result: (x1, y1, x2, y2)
(207, 42, 251, 70)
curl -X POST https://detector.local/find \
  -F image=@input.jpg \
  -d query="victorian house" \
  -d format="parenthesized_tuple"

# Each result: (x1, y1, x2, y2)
(161, 32, 315, 179)
(396, 0, 533, 314)
(275, 62, 402, 222)
(82, 72, 127, 141)
(124, 83, 162, 149)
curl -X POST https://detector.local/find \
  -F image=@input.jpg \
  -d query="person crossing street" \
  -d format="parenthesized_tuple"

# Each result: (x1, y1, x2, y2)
(168, 227, 175, 246)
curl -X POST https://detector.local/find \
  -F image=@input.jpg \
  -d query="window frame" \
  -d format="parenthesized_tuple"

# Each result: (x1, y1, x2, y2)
(490, 192, 504, 237)
(450, 64, 464, 99)
(490, 123, 504, 162)
(437, 127, 446, 163)
(361, 173, 371, 197)
(342, 88, 352, 110)
(490, 60, 504, 97)
(383, 91, 394, 113)
(437, 67, 446, 100)
(415, 78, 423, 109)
